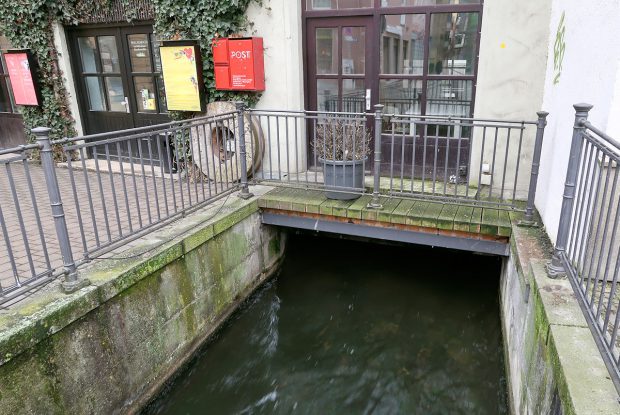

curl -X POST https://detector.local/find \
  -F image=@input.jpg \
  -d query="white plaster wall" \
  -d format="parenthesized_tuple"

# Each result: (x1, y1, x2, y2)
(536, 0, 620, 243)
(245, 0, 306, 175)
(52, 22, 84, 137)
(470, 0, 552, 198)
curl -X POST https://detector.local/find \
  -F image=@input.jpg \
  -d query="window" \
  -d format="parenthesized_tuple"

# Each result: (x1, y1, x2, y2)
(307, 0, 373, 10)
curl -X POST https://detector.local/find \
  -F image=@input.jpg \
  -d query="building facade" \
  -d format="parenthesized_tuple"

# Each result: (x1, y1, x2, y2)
(1, 0, 620, 240)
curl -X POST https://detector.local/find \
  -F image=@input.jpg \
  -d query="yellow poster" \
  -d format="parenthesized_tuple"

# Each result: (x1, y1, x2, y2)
(160, 44, 202, 111)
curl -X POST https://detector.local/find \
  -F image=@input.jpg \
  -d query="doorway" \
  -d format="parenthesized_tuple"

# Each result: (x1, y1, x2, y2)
(67, 24, 170, 161)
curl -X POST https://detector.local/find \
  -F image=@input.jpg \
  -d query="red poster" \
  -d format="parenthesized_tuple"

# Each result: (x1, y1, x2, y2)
(5, 52, 40, 106)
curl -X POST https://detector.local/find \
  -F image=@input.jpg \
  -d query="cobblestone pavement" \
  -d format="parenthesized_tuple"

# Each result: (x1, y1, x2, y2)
(0, 159, 231, 299)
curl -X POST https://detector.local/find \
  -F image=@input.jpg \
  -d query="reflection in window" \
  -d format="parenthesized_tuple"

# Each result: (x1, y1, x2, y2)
(426, 79, 472, 117)
(316, 28, 338, 75)
(380, 14, 425, 75)
(85, 77, 106, 111)
(307, 0, 373, 10)
(342, 79, 365, 113)
(104, 77, 126, 112)
(342, 27, 365, 75)
(428, 12, 478, 76)
(380, 79, 422, 116)
(128, 34, 152, 72)
(134, 76, 157, 112)
(98, 36, 120, 73)
(78, 37, 98, 73)
(317, 79, 338, 112)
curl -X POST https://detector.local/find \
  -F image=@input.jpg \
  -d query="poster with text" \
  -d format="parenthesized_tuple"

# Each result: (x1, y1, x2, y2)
(5, 52, 39, 106)
(160, 44, 203, 111)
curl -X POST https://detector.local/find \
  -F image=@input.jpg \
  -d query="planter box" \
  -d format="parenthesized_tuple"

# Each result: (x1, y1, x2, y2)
(320, 157, 366, 200)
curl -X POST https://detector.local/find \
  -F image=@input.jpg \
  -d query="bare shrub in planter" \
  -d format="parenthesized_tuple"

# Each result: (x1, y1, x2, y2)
(312, 117, 372, 200)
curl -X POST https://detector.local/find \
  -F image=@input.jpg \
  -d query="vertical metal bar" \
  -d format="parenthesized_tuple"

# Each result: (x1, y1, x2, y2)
(522, 112, 549, 222)
(172, 131, 185, 213)
(276, 115, 282, 181)
(0, 202, 19, 286)
(32, 127, 85, 292)
(368, 104, 384, 208)
(567, 139, 590, 260)
(192, 125, 206, 202)
(443, 123, 451, 195)
(410, 120, 417, 194)
(500, 128, 512, 202)
(157, 134, 171, 216)
(488, 127, 499, 200)
(511, 124, 525, 202)
(422, 124, 428, 193)
(594, 167, 620, 319)
(115, 141, 133, 234)
(313, 117, 318, 185)
(294, 114, 300, 184)
(179, 127, 193, 206)
(579, 147, 605, 283)
(128, 139, 144, 228)
(199, 123, 212, 199)
(236, 102, 253, 199)
(79, 147, 100, 247)
(22, 158, 51, 270)
(431, 126, 439, 194)
(584, 153, 613, 296)
(165, 135, 178, 213)
(547, 104, 593, 278)
(5, 163, 36, 279)
(66, 154, 88, 257)
(454, 121, 463, 197)
(104, 144, 123, 236)
(285, 115, 291, 182)
(389, 121, 395, 192)
(474, 126, 487, 200)
(400, 123, 405, 193)
(146, 136, 162, 220)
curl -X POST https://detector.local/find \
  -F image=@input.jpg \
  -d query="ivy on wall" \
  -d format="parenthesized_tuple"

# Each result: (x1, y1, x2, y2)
(0, 0, 262, 149)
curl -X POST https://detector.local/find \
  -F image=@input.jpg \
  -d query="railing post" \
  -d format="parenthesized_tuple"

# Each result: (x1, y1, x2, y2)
(367, 104, 384, 209)
(547, 103, 593, 278)
(520, 111, 549, 226)
(235, 102, 253, 200)
(33, 127, 88, 293)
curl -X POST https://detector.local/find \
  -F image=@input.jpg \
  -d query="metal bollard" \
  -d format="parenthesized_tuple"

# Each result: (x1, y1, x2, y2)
(520, 111, 549, 226)
(33, 127, 88, 293)
(235, 102, 253, 199)
(367, 104, 384, 209)
(547, 104, 593, 278)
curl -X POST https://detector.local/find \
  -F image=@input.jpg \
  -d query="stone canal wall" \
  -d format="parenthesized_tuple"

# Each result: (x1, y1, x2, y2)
(500, 222, 618, 414)
(0, 194, 286, 414)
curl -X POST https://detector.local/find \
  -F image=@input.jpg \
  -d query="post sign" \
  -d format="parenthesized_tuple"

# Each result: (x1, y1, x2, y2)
(4, 50, 41, 106)
(213, 37, 265, 91)
(159, 40, 205, 112)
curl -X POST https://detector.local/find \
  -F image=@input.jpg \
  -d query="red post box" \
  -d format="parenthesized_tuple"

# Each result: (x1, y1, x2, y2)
(213, 37, 265, 91)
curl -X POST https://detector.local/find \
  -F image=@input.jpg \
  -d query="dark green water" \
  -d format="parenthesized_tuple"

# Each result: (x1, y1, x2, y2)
(144, 235, 507, 414)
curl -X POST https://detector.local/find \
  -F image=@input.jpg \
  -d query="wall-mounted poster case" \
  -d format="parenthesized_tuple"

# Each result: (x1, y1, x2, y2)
(159, 40, 206, 112)
(4, 49, 42, 106)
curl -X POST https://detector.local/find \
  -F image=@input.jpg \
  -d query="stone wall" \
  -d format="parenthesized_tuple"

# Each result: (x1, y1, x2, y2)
(500, 223, 618, 414)
(0, 198, 286, 414)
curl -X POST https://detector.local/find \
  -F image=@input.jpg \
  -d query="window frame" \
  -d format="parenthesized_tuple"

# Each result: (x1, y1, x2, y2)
(301, 0, 484, 117)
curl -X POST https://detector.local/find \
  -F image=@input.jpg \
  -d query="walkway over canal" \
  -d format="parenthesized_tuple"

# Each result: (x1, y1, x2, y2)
(259, 187, 517, 256)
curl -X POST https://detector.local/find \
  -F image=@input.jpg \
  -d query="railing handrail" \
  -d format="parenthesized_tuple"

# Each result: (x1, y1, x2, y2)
(53, 111, 238, 145)
(584, 120, 620, 150)
(0, 143, 41, 156)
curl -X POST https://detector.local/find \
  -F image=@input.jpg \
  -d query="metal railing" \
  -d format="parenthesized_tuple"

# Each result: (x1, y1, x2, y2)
(1, 102, 545, 303)
(246, 105, 546, 212)
(548, 104, 620, 391)
(0, 105, 251, 304)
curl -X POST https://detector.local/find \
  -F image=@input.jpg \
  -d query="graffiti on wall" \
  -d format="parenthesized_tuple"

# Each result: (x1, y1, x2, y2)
(553, 11, 566, 85)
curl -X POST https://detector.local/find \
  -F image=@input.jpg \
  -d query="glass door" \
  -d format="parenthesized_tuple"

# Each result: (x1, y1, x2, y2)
(307, 17, 374, 114)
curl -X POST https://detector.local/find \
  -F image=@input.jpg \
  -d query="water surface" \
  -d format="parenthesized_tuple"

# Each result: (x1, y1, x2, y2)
(144, 235, 507, 414)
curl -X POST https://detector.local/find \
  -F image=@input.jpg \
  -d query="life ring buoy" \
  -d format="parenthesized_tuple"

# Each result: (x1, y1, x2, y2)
(190, 101, 263, 183)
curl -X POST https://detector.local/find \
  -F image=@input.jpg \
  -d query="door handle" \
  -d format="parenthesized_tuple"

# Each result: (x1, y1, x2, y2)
(365, 89, 371, 111)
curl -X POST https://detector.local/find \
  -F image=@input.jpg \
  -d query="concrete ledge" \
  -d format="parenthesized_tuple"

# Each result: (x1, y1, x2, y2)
(0, 185, 272, 367)
(503, 218, 620, 414)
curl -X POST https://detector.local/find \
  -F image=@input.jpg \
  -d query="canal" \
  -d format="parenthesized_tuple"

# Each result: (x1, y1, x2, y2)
(143, 234, 508, 414)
